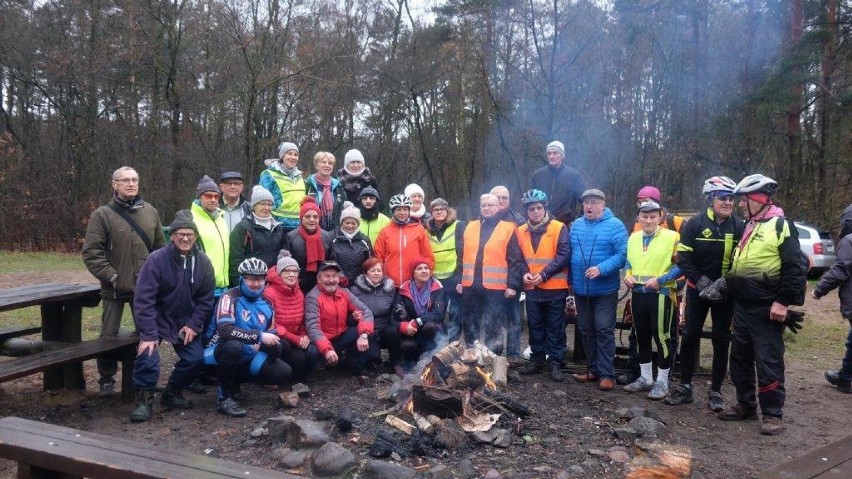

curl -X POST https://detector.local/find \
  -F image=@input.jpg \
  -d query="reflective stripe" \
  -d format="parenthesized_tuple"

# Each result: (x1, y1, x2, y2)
(526, 258, 551, 266)
(626, 229, 679, 290)
(517, 220, 569, 290)
(461, 220, 514, 289)
(482, 266, 508, 274)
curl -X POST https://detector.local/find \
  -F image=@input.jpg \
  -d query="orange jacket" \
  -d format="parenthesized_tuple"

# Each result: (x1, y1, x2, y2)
(374, 220, 435, 286)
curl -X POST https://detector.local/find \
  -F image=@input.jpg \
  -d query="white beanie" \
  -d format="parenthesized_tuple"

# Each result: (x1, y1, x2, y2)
(278, 141, 299, 159)
(340, 201, 361, 224)
(546, 141, 565, 156)
(250, 185, 274, 208)
(344, 149, 365, 167)
(277, 251, 300, 272)
(404, 183, 425, 198)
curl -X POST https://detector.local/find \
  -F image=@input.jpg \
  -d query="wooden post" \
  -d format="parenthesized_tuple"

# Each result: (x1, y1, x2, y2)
(61, 301, 86, 390)
(40, 303, 65, 390)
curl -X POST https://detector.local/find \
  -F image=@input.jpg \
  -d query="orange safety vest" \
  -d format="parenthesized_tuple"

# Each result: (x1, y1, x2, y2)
(517, 220, 569, 290)
(461, 220, 516, 290)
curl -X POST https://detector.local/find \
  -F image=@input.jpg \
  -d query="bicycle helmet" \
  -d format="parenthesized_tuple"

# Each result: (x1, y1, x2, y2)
(636, 185, 661, 202)
(733, 174, 778, 196)
(238, 257, 268, 276)
(388, 194, 413, 211)
(521, 189, 548, 206)
(702, 176, 737, 195)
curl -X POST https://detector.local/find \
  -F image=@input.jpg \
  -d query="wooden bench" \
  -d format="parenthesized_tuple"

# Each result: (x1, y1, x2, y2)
(0, 335, 138, 403)
(0, 416, 296, 479)
(0, 327, 41, 343)
(758, 434, 852, 478)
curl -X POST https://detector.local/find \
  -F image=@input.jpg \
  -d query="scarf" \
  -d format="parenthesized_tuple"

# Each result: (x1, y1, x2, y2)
(255, 215, 274, 231)
(739, 204, 785, 249)
(409, 278, 434, 317)
(298, 225, 325, 272)
(525, 212, 552, 233)
(341, 229, 357, 240)
(360, 205, 379, 221)
(410, 204, 427, 219)
(314, 175, 334, 220)
(113, 193, 144, 210)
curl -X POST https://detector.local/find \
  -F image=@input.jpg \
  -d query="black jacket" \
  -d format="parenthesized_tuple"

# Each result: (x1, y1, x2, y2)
(228, 214, 286, 286)
(814, 233, 852, 320)
(677, 208, 744, 286)
(398, 279, 447, 326)
(350, 274, 403, 330)
(530, 163, 586, 224)
(282, 227, 334, 292)
(330, 229, 373, 286)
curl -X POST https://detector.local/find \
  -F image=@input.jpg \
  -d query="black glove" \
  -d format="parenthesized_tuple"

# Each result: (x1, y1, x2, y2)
(699, 277, 727, 303)
(783, 310, 804, 334)
(695, 276, 713, 292)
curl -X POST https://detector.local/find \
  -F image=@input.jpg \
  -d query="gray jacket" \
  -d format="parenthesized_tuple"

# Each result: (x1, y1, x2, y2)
(814, 233, 852, 320)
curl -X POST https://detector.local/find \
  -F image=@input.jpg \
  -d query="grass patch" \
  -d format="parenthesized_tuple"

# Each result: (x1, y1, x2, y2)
(784, 321, 848, 371)
(0, 251, 84, 274)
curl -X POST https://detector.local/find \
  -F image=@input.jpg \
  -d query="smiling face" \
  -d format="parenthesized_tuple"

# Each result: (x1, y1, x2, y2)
(318, 269, 340, 293)
(314, 153, 335, 179)
(409, 193, 424, 210)
(712, 194, 735, 219)
(243, 274, 266, 292)
(253, 200, 273, 218)
(170, 228, 196, 255)
(279, 267, 300, 287)
(413, 263, 431, 284)
(112, 168, 139, 201)
(301, 210, 320, 232)
(366, 263, 384, 284)
(281, 149, 299, 169)
(219, 179, 244, 203)
(341, 217, 359, 234)
(347, 160, 364, 174)
(393, 206, 410, 222)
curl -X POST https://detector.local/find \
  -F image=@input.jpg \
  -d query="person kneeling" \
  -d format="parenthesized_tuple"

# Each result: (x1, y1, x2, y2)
(398, 258, 447, 369)
(205, 258, 292, 417)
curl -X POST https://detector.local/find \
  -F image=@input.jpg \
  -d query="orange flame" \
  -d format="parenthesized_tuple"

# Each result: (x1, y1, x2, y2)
(475, 366, 497, 390)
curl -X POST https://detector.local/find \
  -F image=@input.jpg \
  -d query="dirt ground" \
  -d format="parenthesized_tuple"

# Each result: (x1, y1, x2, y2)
(0, 270, 849, 478)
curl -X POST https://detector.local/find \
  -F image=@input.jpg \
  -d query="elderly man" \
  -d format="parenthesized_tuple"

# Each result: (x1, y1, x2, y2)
(305, 261, 375, 379)
(530, 141, 586, 224)
(569, 189, 627, 391)
(189, 175, 231, 295)
(218, 171, 251, 233)
(457, 193, 527, 354)
(83, 166, 166, 397)
(490, 185, 524, 362)
(130, 212, 216, 423)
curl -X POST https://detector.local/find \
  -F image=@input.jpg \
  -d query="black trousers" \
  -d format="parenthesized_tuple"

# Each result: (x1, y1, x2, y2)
(678, 287, 732, 390)
(729, 302, 786, 418)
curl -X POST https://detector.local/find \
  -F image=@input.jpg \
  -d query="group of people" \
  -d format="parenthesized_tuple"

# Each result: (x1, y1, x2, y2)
(81, 140, 851, 438)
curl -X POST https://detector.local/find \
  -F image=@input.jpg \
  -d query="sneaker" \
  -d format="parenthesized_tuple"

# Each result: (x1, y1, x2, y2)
(707, 391, 725, 412)
(598, 378, 615, 391)
(663, 384, 694, 405)
(718, 403, 757, 421)
(623, 376, 653, 392)
(616, 371, 640, 386)
(519, 362, 545, 375)
(185, 379, 208, 395)
(217, 398, 247, 417)
(760, 416, 783, 435)
(549, 363, 565, 382)
(160, 388, 193, 410)
(648, 382, 668, 400)
(572, 372, 598, 383)
(98, 381, 115, 398)
(130, 390, 154, 423)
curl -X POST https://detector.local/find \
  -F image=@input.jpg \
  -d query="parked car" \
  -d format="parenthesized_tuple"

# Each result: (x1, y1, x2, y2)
(794, 222, 836, 277)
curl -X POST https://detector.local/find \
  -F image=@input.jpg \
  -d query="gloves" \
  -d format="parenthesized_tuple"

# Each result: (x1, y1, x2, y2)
(784, 310, 804, 334)
(699, 277, 727, 303)
(695, 276, 713, 292)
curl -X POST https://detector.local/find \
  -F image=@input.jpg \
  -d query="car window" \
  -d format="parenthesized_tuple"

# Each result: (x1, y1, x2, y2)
(796, 227, 811, 239)
(818, 232, 832, 241)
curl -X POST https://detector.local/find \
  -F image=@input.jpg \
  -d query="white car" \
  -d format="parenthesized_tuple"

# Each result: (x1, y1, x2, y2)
(794, 222, 836, 276)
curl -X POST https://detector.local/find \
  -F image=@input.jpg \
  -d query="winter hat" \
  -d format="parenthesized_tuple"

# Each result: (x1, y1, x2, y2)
(250, 185, 274, 208)
(409, 256, 431, 276)
(219, 171, 243, 182)
(404, 183, 425, 198)
(344, 149, 365, 167)
(636, 185, 661, 202)
(430, 198, 449, 211)
(169, 210, 198, 235)
(195, 175, 219, 198)
(278, 141, 299, 159)
(340, 201, 361, 224)
(359, 185, 381, 201)
(546, 141, 565, 156)
(277, 251, 300, 272)
(581, 189, 606, 201)
(637, 200, 662, 213)
(299, 196, 321, 218)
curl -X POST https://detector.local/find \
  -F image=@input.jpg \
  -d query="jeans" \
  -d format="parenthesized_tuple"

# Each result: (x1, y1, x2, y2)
(133, 335, 203, 391)
(462, 286, 506, 354)
(503, 296, 522, 357)
(575, 292, 618, 379)
(729, 302, 785, 418)
(526, 298, 567, 365)
(442, 277, 463, 343)
(97, 296, 134, 384)
(840, 320, 852, 382)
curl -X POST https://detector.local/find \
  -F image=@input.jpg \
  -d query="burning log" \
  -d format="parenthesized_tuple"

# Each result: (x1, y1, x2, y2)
(411, 385, 464, 418)
(480, 388, 531, 417)
(432, 340, 464, 365)
(385, 414, 415, 435)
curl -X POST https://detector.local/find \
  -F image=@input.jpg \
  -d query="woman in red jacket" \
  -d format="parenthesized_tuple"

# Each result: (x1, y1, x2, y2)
(398, 258, 447, 368)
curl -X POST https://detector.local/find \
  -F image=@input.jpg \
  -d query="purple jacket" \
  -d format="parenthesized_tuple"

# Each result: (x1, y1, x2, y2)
(133, 242, 216, 342)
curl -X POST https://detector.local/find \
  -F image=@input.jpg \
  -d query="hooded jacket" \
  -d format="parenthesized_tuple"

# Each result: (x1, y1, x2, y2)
(350, 274, 403, 331)
(263, 266, 308, 345)
(133, 242, 216, 343)
(374, 219, 435, 286)
(305, 285, 375, 354)
(569, 208, 628, 297)
(330, 228, 373, 286)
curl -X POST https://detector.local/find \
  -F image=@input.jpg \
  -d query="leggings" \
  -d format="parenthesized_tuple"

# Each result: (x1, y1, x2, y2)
(631, 291, 674, 369)
(678, 287, 732, 390)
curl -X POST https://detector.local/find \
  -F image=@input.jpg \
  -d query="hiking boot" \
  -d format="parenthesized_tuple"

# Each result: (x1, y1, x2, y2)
(217, 398, 247, 417)
(648, 382, 668, 400)
(160, 387, 193, 410)
(185, 378, 208, 395)
(549, 363, 565, 382)
(98, 380, 115, 398)
(623, 376, 653, 393)
(572, 372, 598, 383)
(663, 384, 694, 405)
(707, 391, 726, 412)
(231, 385, 247, 402)
(616, 370, 640, 386)
(825, 370, 852, 393)
(130, 390, 154, 423)
(507, 356, 524, 368)
(718, 403, 757, 421)
(598, 378, 615, 391)
(760, 416, 784, 435)
(519, 362, 545, 375)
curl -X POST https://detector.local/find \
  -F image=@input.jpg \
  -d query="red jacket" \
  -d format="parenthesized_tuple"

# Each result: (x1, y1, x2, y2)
(374, 219, 435, 286)
(263, 266, 306, 346)
(304, 285, 374, 354)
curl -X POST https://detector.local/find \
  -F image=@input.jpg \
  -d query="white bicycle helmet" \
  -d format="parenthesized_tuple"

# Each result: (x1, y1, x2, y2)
(733, 174, 778, 196)
(702, 176, 737, 195)
(238, 257, 268, 276)
(388, 194, 413, 211)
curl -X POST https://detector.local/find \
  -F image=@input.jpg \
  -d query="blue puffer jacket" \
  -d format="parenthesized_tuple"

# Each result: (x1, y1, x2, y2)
(569, 208, 628, 297)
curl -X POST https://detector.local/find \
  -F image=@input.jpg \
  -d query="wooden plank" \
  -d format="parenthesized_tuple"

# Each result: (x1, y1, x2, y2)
(0, 417, 292, 479)
(759, 434, 852, 479)
(0, 327, 41, 342)
(0, 284, 100, 312)
(0, 337, 138, 382)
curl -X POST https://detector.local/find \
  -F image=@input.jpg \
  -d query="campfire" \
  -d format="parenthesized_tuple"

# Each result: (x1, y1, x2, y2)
(378, 341, 530, 453)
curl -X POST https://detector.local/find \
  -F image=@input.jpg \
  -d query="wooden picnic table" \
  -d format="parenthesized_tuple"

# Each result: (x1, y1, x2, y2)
(759, 433, 852, 478)
(0, 282, 102, 391)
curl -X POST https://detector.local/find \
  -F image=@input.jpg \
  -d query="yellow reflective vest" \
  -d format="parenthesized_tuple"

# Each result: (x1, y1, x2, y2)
(267, 169, 306, 221)
(190, 202, 230, 288)
(429, 221, 458, 280)
(626, 228, 679, 290)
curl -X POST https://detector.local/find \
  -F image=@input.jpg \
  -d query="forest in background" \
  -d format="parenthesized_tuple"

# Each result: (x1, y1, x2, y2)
(0, 0, 849, 250)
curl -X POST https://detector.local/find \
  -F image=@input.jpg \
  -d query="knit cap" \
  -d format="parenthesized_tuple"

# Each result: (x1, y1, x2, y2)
(250, 185, 274, 208)
(299, 196, 321, 218)
(340, 201, 361, 223)
(195, 175, 219, 198)
(278, 141, 299, 158)
(277, 251, 300, 272)
(359, 185, 381, 201)
(344, 149, 365, 167)
(410, 257, 431, 276)
(404, 183, 425, 198)
(169, 210, 198, 235)
(546, 141, 565, 156)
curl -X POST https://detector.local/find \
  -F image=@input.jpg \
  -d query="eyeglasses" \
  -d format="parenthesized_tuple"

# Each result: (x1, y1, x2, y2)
(114, 178, 139, 184)
(222, 181, 243, 187)
(527, 205, 545, 212)
(480, 204, 498, 208)
(583, 199, 603, 205)
(201, 192, 220, 200)
(256, 201, 273, 207)
(432, 207, 447, 212)
(715, 196, 735, 203)
(173, 232, 196, 239)
(281, 269, 299, 276)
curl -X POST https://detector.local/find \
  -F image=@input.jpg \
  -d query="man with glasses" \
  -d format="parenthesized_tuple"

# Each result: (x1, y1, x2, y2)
(457, 194, 527, 354)
(189, 175, 231, 294)
(490, 185, 524, 364)
(218, 171, 251, 233)
(83, 166, 166, 397)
